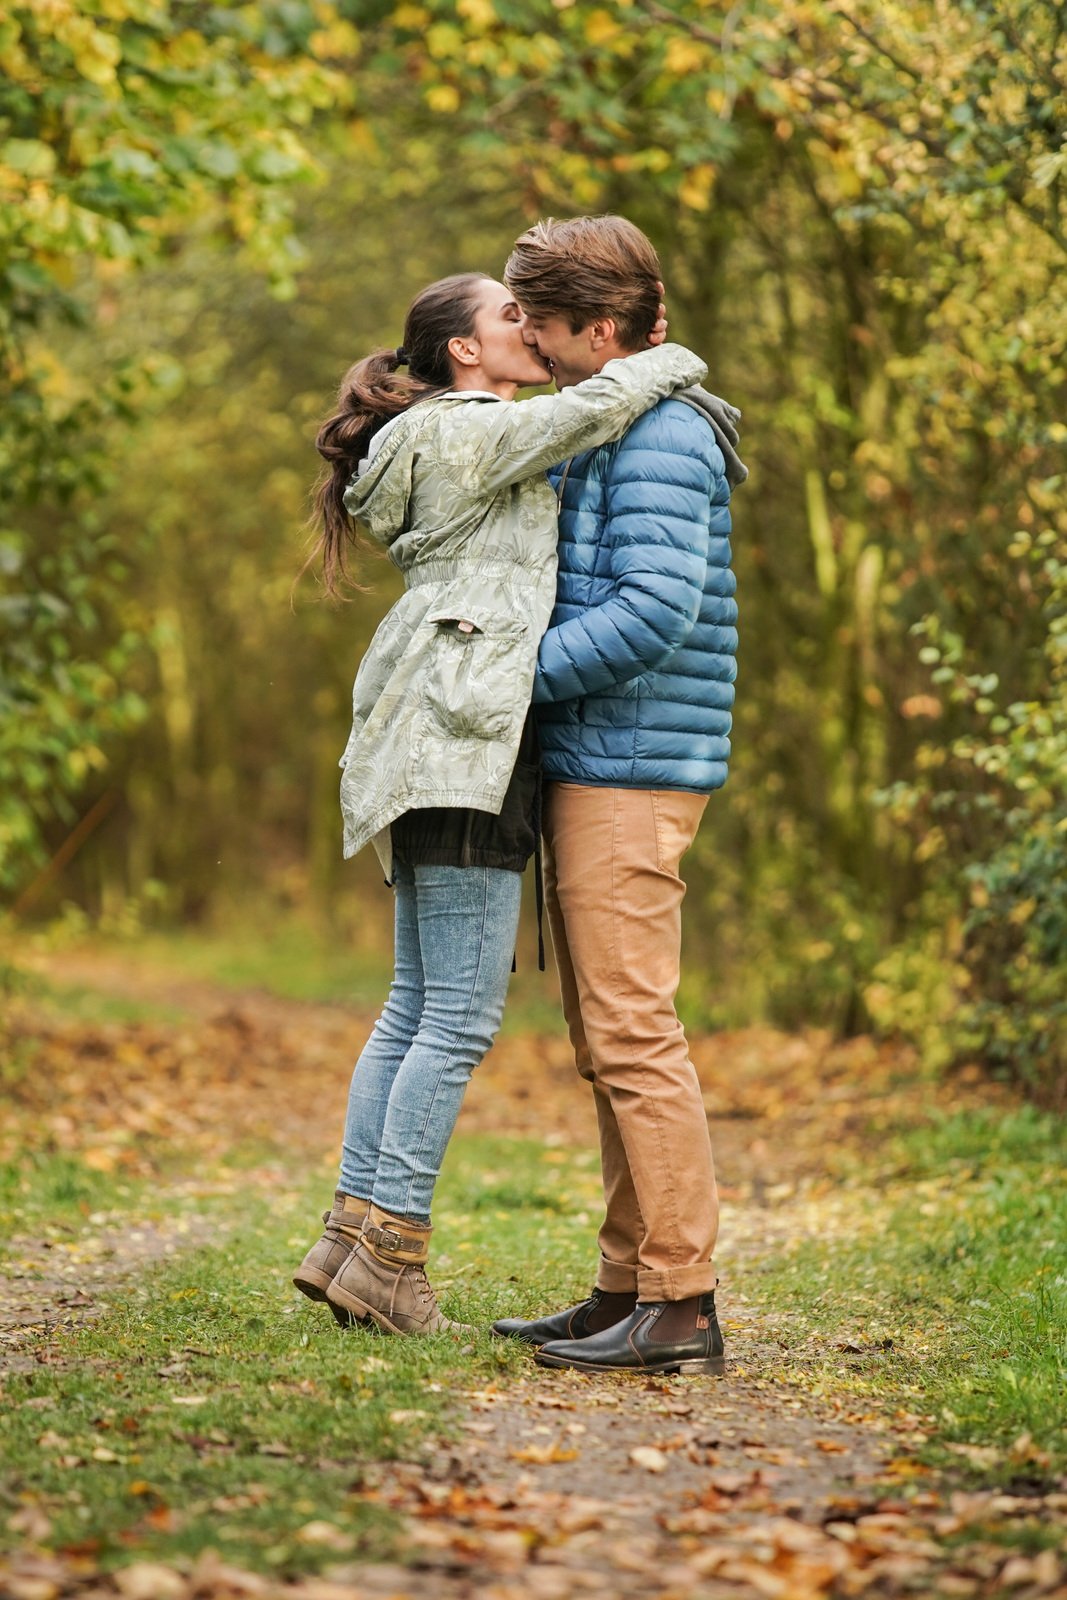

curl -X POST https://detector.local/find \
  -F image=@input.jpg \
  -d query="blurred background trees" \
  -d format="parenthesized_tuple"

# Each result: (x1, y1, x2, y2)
(2, 0, 1063, 1099)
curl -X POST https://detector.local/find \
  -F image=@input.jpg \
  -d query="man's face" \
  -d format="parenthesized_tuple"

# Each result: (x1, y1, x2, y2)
(521, 313, 600, 389)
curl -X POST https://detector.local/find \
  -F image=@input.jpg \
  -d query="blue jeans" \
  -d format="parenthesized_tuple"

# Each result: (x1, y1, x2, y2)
(339, 861, 521, 1222)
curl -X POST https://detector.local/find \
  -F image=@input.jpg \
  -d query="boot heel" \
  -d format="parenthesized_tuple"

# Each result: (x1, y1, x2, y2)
(673, 1356, 727, 1376)
(293, 1268, 332, 1302)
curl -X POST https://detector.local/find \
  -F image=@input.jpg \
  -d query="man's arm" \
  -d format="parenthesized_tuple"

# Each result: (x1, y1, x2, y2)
(533, 405, 725, 704)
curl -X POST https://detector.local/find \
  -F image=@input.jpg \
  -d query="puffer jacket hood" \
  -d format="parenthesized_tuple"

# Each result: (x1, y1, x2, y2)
(675, 386, 748, 488)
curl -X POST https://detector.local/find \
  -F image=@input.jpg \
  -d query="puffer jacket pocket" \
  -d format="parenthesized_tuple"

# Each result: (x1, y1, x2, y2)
(423, 602, 529, 740)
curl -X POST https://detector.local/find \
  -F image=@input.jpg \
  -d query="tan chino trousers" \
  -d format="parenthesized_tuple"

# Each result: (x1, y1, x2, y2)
(542, 782, 718, 1302)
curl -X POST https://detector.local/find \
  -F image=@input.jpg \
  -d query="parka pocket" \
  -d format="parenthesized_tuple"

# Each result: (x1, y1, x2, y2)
(423, 603, 529, 740)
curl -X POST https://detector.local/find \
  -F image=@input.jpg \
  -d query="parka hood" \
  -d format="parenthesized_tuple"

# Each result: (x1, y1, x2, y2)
(341, 407, 423, 553)
(341, 392, 507, 560)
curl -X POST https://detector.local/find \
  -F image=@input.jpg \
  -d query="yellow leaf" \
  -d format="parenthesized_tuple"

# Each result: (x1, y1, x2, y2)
(584, 9, 621, 45)
(83, 1147, 118, 1172)
(511, 1442, 579, 1463)
(426, 22, 464, 57)
(426, 84, 461, 113)
(665, 37, 707, 75)
(458, 0, 496, 25)
(308, 21, 361, 60)
(679, 163, 716, 211)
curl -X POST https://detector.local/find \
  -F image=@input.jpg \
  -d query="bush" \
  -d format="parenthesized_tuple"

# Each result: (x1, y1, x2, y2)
(869, 536, 1067, 1103)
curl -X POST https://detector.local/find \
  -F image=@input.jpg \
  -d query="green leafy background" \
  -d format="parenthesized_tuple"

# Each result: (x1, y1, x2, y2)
(2, 0, 1064, 1097)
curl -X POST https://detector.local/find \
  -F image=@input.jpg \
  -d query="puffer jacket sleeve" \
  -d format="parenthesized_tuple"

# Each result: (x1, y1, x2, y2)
(533, 405, 721, 703)
(457, 345, 706, 493)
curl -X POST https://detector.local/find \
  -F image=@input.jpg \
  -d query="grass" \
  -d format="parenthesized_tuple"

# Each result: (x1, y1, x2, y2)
(748, 1105, 1067, 1487)
(18, 976, 192, 1027)
(20, 911, 569, 1035)
(0, 1135, 603, 1577)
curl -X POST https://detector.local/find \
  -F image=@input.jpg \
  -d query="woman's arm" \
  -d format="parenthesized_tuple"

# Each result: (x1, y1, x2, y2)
(451, 344, 707, 495)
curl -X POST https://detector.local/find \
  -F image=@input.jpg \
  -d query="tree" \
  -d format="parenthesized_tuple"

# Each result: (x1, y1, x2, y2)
(0, 0, 353, 895)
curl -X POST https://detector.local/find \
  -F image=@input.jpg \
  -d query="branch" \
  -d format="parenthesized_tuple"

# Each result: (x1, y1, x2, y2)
(832, 6, 923, 82)
(629, 0, 724, 51)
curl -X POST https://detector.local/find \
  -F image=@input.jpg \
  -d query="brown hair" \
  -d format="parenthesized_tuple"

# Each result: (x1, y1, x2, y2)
(309, 272, 490, 595)
(504, 216, 661, 349)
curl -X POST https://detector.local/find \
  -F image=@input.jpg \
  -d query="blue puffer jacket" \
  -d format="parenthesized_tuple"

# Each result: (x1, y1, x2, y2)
(532, 395, 738, 791)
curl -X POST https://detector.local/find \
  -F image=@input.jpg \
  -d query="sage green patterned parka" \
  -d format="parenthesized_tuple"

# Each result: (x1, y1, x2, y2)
(338, 343, 708, 875)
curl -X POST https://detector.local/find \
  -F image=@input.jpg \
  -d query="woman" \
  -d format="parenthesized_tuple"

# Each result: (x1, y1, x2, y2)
(293, 271, 705, 1335)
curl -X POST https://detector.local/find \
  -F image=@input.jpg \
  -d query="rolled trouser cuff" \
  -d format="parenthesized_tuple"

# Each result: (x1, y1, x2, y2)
(595, 1254, 639, 1294)
(637, 1262, 717, 1302)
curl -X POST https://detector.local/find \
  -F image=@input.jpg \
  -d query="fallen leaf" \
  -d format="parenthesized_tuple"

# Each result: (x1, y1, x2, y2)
(6, 1506, 53, 1543)
(295, 1521, 354, 1552)
(510, 1443, 579, 1464)
(630, 1446, 668, 1473)
(114, 1562, 188, 1600)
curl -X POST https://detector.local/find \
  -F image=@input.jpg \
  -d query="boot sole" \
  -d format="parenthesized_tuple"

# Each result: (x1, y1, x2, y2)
(296, 1270, 371, 1329)
(490, 1325, 551, 1346)
(535, 1351, 727, 1377)
(327, 1280, 406, 1335)
(327, 1281, 471, 1337)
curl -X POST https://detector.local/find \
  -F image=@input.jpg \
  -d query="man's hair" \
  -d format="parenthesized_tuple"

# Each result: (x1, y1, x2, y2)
(504, 215, 661, 349)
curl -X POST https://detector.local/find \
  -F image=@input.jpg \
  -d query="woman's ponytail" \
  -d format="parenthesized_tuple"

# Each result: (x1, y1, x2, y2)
(313, 349, 419, 594)
(306, 272, 490, 598)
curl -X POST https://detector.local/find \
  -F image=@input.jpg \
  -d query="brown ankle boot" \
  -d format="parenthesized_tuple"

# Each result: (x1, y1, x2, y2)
(325, 1203, 471, 1336)
(293, 1191, 367, 1308)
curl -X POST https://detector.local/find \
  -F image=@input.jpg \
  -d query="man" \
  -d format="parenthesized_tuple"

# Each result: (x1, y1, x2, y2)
(492, 215, 746, 1375)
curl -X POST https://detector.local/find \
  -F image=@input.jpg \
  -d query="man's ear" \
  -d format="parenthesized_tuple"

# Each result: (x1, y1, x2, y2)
(447, 334, 481, 367)
(588, 317, 618, 351)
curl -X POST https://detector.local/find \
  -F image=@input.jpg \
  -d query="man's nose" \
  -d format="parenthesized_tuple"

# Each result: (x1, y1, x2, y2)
(519, 316, 539, 348)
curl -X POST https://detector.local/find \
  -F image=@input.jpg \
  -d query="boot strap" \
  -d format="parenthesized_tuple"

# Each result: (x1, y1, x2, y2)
(363, 1222, 428, 1265)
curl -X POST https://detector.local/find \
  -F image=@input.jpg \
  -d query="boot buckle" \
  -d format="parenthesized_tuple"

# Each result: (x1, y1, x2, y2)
(367, 1224, 407, 1254)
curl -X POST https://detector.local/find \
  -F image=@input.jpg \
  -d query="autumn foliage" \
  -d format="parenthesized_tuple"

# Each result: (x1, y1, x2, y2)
(1, 0, 1064, 1093)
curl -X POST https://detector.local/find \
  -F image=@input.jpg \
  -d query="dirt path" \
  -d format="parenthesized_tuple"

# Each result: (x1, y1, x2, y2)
(4, 949, 1062, 1600)
(0, 1207, 221, 1377)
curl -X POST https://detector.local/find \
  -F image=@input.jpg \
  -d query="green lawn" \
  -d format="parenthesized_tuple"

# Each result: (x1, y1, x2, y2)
(752, 1105, 1067, 1489)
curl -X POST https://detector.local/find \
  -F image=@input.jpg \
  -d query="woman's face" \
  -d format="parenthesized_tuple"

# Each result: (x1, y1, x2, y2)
(468, 280, 552, 388)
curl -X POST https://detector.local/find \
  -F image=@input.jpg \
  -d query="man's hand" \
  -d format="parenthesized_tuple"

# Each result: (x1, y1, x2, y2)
(647, 279, 668, 346)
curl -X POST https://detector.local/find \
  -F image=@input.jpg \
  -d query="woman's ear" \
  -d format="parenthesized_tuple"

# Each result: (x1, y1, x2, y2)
(447, 334, 481, 368)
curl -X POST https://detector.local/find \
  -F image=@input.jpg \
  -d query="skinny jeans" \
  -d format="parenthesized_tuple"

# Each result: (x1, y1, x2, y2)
(339, 860, 520, 1222)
